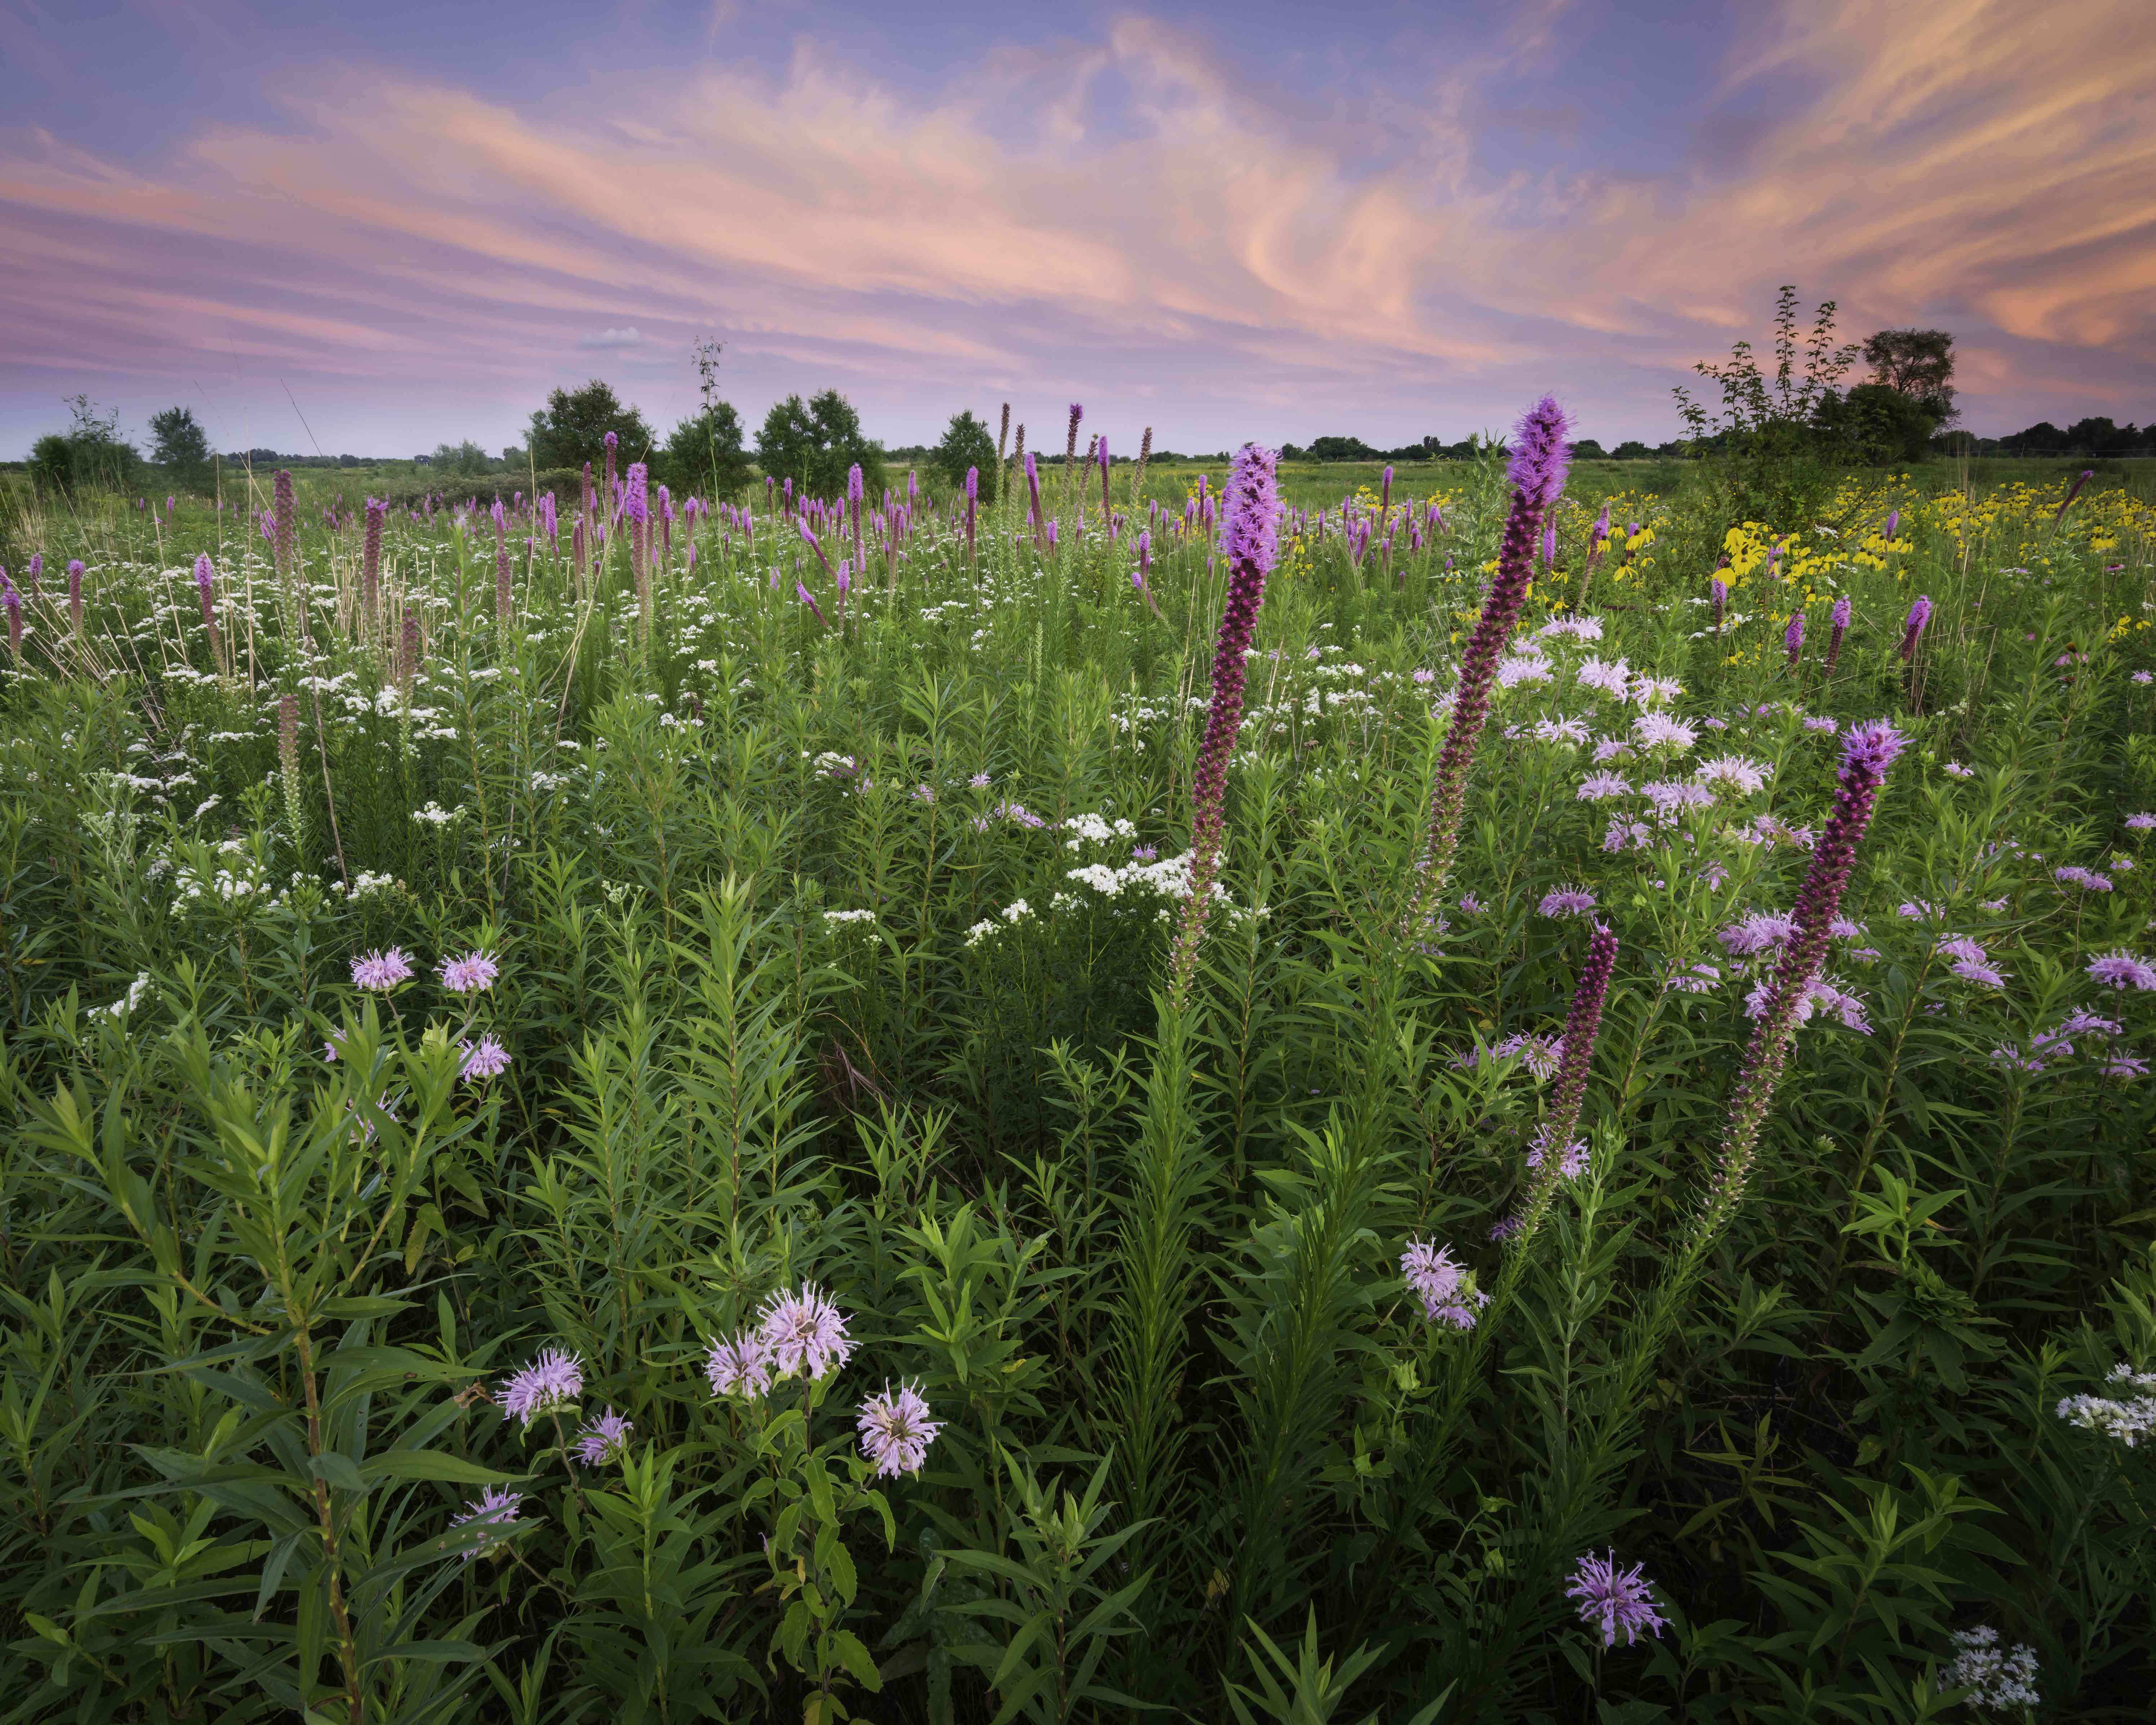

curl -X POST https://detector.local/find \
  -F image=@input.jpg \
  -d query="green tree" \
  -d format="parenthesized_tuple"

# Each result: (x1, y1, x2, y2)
(26, 395, 139, 496)
(929, 409, 998, 502)
(526, 379, 654, 472)
(147, 405, 212, 478)
(656, 403, 752, 499)
(1860, 327, 1956, 427)
(756, 388, 886, 500)
(430, 440, 493, 476)
(1820, 383, 1937, 465)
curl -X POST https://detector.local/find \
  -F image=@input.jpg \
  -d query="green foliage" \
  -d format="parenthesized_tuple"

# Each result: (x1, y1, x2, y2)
(757, 389, 887, 500)
(527, 380, 655, 473)
(930, 410, 998, 504)
(0, 446, 2152, 1722)
(147, 405, 213, 479)
(655, 403, 752, 499)
(26, 396, 141, 497)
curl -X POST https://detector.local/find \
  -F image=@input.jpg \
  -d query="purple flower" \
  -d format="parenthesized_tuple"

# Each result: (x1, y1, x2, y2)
(1400, 1238, 1487, 1329)
(705, 1329, 774, 1400)
(1408, 396, 1570, 921)
(438, 950, 499, 994)
(1803, 716, 1838, 735)
(1710, 575, 1727, 630)
(1898, 596, 1932, 662)
(1823, 596, 1851, 673)
(459, 1035, 512, 1081)
(2055, 866, 2113, 893)
(1514, 920, 1620, 1220)
(574, 1407, 633, 1465)
(757, 1284, 854, 1381)
(2087, 950, 2156, 991)
(1951, 958, 2009, 989)
(449, 1486, 524, 1561)
(1526, 1130, 1589, 1180)
(1538, 885, 1597, 918)
(2126, 813, 2156, 831)
(1566, 1550, 1669, 1649)
(500, 1347, 583, 1427)
(856, 1381, 943, 1476)
(1577, 771, 1632, 802)
(1784, 611, 1804, 666)
(1168, 443, 1278, 1005)
(351, 948, 416, 991)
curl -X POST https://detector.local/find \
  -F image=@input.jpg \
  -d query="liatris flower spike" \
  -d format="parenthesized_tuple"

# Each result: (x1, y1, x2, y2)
(1710, 574, 1727, 633)
(1407, 395, 1571, 925)
(1899, 595, 1932, 661)
(857, 1382, 943, 1477)
(1565, 1551, 1669, 1648)
(1784, 610, 1804, 667)
(1167, 441, 1279, 1006)
(1825, 596, 1850, 673)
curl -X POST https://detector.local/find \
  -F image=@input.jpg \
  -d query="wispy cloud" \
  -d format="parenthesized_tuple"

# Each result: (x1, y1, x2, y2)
(0, 0, 2149, 453)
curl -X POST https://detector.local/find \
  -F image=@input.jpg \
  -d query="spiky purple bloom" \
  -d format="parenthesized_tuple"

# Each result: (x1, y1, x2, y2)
(857, 1381, 942, 1477)
(272, 469, 297, 578)
(1538, 885, 1597, 918)
(1704, 722, 1905, 1233)
(68, 559, 84, 632)
(1524, 919, 1619, 1193)
(439, 950, 500, 994)
(574, 1408, 633, 1465)
(2, 578, 19, 659)
(1407, 397, 1571, 925)
(1710, 575, 1727, 632)
(705, 1328, 774, 1400)
(1823, 595, 1851, 673)
(1784, 610, 1804, 666)
(351, 947, 415, 991)
(1566, 1551, 1669, 1648)
(2087, 950, 2156, 991)
(1898, 596, 1932, 662)
(2054, 468, 2094, 522)
(500, 1347, 582, 1427)
(459, 1035, 512, 1082)
(1400, 1238, 1487, 1329)
(449, 1486, 523, 1561)
(24, 553, 39, 597)
(758, 1284, 854, 1381)
(1168, 442, 1279, 1006)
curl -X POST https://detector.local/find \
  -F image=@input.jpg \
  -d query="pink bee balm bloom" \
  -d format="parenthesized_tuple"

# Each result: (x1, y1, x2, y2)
(459, 1035, 512, 1081)
(857, 1381, 943, 1477)
(449, 1486, 523, 1561)
(2086, 950, 2156, 991)
(757, 1284, 854, 1380)
(1400, 1238, 1487, 1329)
(574, 1408, 633, 1466)
(438, 950, 499, 994)
(1566, 1550, 1669, 1648)
(705, 1329, 774, 1400)
(350, 948, 415, 991)
(499, 1347, 582, 1427)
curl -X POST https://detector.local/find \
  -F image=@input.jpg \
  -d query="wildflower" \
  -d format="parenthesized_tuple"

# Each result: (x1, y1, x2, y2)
(1943, 761, 1974, 778)
(1459, 893, 1486, 915)
(1936, 936, 1987, 963)
(2055, 1363, 2156, 1446)
(449, 1486, 524, 1561)
(1574, 657, 1631, 698)
(1591, 738, 1634, 764)
(1526, 1130, 1589, 1180)
(1695, 754, 1769, 795)
(1538, 885, 1596, 917)
(856, 1381, 943, 1477)
(574, 1408, 633, 1465)
(758, 1284, 854, 1381)
(1565, 1551, 1669, 1649)
(1899, 595, 1932, 661)
(1703, 722, 1906, 1234)
(1407, 396, 1570, 925)
(1400, 1238, 1487, 1329)
(1632, 712, 1697, 753)
(1943, 1626, 2040, 1709)
(499, 1347, 582, 1427)
(1631, 675, 1684, 709)
(1784, 611, 1804, 666)
(351, 948, 416, 991)
(459, 1035, 512, 1081)
(2104, 1053, 2150, 1079)
(1665, 962, 1721, 994)
(1577, 772, 1631, 802)
(1169, 443, 1278, 1004)
(705, 1329, 774, 1400)
(1802, 716, 1838, 734)
(1951, 958, 2009, 989)
(1710, 575, 1727, 631)
(1531, 716, 1590, 746)
(2135, 671, 2153, 685)
(1720, 912, 1796, 955)
(2087, 949, 2156, 990)
(438, 950, 499, 993)
(2054, 866, 2113, 892)
(1824, 596, 1850, 673)
(1642, 780, 1715, 820)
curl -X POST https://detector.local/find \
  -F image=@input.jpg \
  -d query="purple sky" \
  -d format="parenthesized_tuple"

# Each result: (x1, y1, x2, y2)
(3, 0, 2152, 459)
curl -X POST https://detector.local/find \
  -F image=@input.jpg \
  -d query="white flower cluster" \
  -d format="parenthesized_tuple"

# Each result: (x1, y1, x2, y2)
(1943, 1625, 2039, 1709)
(413, 802, 462, 826)
(822, 908, 877, 926)
(1062, 812, 1137, 850)
(93, 973, 156, 1021)
(965, 899, 1035, 946)
(2055, 1362, 2156, 1446)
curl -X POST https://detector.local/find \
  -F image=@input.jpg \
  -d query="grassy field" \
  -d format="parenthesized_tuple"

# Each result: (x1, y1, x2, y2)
(0, 427, 2152, 1723)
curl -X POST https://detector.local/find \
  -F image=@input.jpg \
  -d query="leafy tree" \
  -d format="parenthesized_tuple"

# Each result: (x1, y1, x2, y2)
(147, 405, 212, 476)
(26, 395, 140, 495)
(756, 389, 886, 501)
(930, 409, 998, 502)
(655, 404, 752, 498)
(1861, 327, 1956, 426)
(1820, 383, 1938, 464)
(1571, 438, 1608, 460)
(1611, 440, 1652, 460)
(430, 441, 494, 476)
(1308, 435, 1379, 463)
(526, 379, 654, 472)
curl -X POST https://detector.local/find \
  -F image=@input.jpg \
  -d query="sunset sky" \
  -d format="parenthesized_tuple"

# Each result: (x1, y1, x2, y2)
(2, 0, 2152, 461)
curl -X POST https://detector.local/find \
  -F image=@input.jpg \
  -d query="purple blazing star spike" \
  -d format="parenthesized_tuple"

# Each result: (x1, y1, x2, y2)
(1884, 508, 1901, 540)
(1784, 610, 1804, 667)
(24, 553, 39, 597)
(1541, 521, 1558, 568)
(2054, 468, 2094, 522)
(1710, 575, 1728, 632)
(1898, 595, 1932, 662)
(1514, 920, 1619, 1228)
(1167, 442, 1279, 1008)
(3, 578, 19, 659)
(857, 1381, 943, 1477)
(194, 553, 219, 652)
(795, 582, 828, 627)
(1702, 720, 1905, 1237)
(1566, 1550, 1669, 1649)
(1406, 396, 1571, 927)
(273, 469, 297, 578)
(1825, 596, 1851, 673)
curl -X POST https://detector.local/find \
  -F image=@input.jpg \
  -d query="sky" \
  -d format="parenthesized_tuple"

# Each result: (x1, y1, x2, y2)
(1, 0, 2152, 461)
